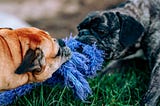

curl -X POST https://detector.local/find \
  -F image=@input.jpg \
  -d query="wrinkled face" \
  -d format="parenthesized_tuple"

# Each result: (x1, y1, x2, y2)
(76, 11, 144, 60)
(0, 27, 72, 91)
(14, 28, 72, 82)
(33, 39, 72, 82)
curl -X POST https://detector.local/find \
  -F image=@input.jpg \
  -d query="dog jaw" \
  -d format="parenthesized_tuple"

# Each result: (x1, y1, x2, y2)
(32, 46, 71, 82)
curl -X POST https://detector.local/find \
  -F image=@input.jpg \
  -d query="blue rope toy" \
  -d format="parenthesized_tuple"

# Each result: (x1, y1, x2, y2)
(0, 36, 104, 105)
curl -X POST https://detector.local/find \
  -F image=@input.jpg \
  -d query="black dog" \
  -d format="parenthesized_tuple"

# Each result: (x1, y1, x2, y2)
(76, 0, 160, 105)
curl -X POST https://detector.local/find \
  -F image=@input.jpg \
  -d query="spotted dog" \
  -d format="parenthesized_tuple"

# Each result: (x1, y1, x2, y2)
(76, 0, 160, 105)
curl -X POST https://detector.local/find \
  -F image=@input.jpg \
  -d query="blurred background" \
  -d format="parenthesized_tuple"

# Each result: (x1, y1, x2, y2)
(0, 0, 124, 38)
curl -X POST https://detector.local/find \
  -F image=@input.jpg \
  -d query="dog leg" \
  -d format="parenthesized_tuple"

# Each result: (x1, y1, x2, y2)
(101, 49, 145, 75)
(141, 62, 160, 106)
(101, 60, 125, 75)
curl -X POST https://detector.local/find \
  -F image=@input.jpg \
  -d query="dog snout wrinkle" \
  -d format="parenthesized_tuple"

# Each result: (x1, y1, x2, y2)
(78, 29, 91, 36)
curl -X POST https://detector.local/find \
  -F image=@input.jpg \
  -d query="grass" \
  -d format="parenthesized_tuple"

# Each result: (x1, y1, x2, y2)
(12, 61, 159, 106)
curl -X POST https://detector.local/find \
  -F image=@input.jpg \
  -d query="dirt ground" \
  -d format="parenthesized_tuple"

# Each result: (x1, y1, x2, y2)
(0, 0, 124, 38)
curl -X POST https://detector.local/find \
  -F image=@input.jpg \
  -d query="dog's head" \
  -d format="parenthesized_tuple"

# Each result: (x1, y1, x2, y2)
(76, 11, 144, 59)
(14, 27, 71, 82)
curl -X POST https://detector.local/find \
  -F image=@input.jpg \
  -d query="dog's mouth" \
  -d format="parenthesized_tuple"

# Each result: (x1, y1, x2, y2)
(56, 46, 71, 59)
(55, 39, 71, 60)
(77, 29, 122, 61)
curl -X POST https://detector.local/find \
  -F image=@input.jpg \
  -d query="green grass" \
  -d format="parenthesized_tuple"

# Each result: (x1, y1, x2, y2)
(12, 62, 160, 106)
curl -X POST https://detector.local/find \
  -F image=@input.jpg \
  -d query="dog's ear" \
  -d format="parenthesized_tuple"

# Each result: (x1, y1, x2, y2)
(116, 12, 144, 47)
(77, 11, 102, 31)
(15, 48, 45, 74)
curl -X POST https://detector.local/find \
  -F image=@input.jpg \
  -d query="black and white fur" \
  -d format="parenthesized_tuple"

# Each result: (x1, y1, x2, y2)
(76, 0, 160, 105)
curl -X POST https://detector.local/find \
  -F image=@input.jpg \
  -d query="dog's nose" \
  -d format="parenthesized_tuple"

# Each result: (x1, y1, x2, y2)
(58, 39, 66, 47)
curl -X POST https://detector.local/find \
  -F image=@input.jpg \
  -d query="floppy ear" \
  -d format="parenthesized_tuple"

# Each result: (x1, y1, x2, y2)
(77, 11, 102, 31)
(116, 12, 144, 47)
(15, 48, 45, 74)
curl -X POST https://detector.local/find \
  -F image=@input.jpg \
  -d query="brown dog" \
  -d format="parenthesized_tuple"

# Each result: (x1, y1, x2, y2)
(0, 27, 71, 91)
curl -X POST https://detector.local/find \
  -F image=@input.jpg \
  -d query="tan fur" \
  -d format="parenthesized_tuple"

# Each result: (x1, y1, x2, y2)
(0, 27, 67, 91)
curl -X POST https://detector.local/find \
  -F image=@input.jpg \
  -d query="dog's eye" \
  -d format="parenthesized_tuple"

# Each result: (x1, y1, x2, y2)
(94, 24, 109, 35)
(96, 29, 106, 35)
(94, 28, 109, 36)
